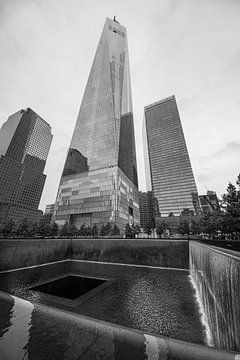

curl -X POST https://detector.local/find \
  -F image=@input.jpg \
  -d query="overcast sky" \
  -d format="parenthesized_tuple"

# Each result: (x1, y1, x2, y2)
(0, 0, 240, 211)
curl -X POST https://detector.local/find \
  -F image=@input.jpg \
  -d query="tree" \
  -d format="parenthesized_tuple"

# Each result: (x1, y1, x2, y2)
(85, 226, 92, 237)
(68, 224, 78, 238)
(156, 221, 169, 238)
(220, 212, 234, 238)
(60, 222, 70, 237)
(0, 223, 4, 238)
(100, 224, 107, 237)
(133, 224, 141, 237)
(29, 222, 40, 238)
(190, 220, 201, 235)
(221, 177, 240, 238)
(36, 222, 54, 238)
(78, 224, 86, 237)
(104, 222, 112, 236)
(200, 212, 221, 238)
(124, 223, 135, 238)
(143, 223, 152, 238)
(16, 218, 31, 238)
(91, 224, 98, 237)
(198, 174, 240, 239)
(51, 222, 59, 237)
(178, 220, 190, 236)
(100, 222, 112, 237)
(111, 224, 120, 236)
(1, 219, 17, 238)
(44, 224, 54, 237)
(222, 181, 239, 216)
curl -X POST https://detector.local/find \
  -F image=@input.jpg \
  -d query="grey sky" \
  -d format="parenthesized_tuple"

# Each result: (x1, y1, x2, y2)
(0, 0, 240, 211)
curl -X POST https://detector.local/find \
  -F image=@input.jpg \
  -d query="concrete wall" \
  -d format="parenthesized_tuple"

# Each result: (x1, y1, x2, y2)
(0, 238, 189, 271)
(190, 241, 240, 352)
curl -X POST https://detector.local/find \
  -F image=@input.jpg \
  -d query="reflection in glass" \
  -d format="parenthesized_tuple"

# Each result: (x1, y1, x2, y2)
(62, 149, 89, 176)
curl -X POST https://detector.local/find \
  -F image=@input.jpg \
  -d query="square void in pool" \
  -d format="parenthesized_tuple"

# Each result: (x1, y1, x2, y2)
(31, 275, 106, 300)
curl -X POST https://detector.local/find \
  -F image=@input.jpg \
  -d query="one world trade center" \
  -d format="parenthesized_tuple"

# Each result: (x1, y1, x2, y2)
(53, 17, 140, 230)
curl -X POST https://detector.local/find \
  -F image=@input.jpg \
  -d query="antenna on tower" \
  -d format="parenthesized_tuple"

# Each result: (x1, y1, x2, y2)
(113, 15, 119, 23)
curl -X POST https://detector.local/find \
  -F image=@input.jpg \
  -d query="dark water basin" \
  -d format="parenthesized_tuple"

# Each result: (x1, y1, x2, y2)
(0, 260, 206, 345)
(31, 275, 106, 300)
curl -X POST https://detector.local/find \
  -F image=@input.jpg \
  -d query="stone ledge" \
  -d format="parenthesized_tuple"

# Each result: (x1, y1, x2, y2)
(0, 290, 238, 360)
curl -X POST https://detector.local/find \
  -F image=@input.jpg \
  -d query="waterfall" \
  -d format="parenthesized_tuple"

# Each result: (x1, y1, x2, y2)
(189, 241, 240, 352)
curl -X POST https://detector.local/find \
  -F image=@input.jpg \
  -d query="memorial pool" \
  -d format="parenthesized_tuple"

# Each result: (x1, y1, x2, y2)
(0, 260, 205, 344)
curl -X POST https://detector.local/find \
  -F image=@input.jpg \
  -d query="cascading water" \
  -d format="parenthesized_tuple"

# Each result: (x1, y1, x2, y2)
(188, 271, 213, 347)
(189, 241, 240, 352)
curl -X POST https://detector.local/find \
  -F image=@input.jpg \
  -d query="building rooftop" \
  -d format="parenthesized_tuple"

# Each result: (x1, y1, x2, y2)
(144, 95, 176, 110)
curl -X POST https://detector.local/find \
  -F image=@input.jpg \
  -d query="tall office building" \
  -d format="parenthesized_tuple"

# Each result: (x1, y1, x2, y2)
(53, 17, 139, 229)
(143, 95, 201, 217)
(0, 108, 53, 224)
(138, 191, 155, 228)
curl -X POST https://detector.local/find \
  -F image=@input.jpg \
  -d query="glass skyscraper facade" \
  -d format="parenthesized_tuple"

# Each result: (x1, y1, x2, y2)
(0, 108, 53, 224)
(143, 95, 201, 217)
(53, 18, 139, 229)
(138, 191, 156, 228)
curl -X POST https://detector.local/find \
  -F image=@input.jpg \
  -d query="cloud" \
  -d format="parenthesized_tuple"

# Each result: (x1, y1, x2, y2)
(1, 0, 240, 209)
(197, 174, 210, 183)
(213, 141, 240, 158)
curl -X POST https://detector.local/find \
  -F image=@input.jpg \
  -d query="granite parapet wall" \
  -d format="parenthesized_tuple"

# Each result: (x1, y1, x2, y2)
(0, 239, 71, 271)
(70, 239, 189, 268)
(0, 238, 189, 271)
(190, 241, 240, 352)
